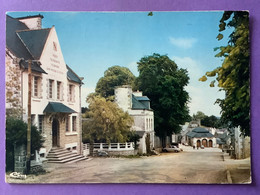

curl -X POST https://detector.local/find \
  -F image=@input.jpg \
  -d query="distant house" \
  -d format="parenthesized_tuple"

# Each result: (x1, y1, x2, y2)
(115, 85, 154, 154)
(6, 15, 83, 162)
(186, 127, 217, 148)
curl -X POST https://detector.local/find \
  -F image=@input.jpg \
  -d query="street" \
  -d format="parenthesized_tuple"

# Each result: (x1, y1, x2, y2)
(7, 146, 249, 184)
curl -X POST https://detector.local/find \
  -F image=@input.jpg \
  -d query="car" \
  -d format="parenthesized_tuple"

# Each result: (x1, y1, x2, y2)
(163, 145, 182, 153)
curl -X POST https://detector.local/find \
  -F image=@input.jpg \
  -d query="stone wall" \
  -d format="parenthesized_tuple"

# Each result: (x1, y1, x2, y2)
(5, 51, 23, 117)
(14, 144, 26, 173)
(106, 150, 135, 156)
(244, 136, 250, 159)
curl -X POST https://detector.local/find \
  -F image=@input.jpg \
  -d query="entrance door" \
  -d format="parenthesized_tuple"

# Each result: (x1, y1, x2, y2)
(202, 139, 207, 147)
(197, 140, 201, 147)
(52, 118, 59, 147)
(209, 140, 213, 147)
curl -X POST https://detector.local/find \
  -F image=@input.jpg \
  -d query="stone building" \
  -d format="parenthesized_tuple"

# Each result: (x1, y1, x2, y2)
(186, 127, 217, 148)
(114, 85, 154, 154)
(6, 14, 83, 162)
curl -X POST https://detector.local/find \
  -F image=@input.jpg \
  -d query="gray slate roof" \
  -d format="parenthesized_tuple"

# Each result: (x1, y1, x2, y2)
(135, 96, 150, 101)
(7, 14, 83, 84)
(186, 127, 214, 138)
(67, 65, 83, 84)
(16, 28, 51, 60)
(43, 102, 76, 113)
(132, 95, 150, 110)
(20, 60, 47, 74)
(6, 15, 33, 59)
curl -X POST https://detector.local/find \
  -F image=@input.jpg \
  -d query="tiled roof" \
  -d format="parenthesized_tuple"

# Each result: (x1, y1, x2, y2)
(132, 95, 148, 110)
(186, 127, 214, 138)
(135, 96, 150, 101)
(43, 102, 76, 113)
(20, 60, 47, 74)
(6, 15, 33, 59)
(16, 28, 51, 60)
(67, 65, 83, 84)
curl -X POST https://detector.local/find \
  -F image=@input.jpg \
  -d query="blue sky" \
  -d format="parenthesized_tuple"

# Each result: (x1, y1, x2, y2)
(8, 11, 233, 116)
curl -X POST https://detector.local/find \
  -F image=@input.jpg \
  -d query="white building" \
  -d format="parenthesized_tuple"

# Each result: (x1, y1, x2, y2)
(186, 127, 217, 148)
(6, 15, 83, 161)
(114, 85, 155, 154)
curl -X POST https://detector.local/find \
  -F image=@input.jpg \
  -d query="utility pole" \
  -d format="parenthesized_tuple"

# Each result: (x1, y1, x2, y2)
(26, 59, 32, 174)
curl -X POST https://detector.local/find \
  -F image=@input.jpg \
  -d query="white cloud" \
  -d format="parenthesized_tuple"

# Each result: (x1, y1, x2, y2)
(172, 56, 224, 116)
(81, 86, 95, 107)
(169, 37, 197, 49)
(172, 56, 203, 83)
(185, 85, 224, 116)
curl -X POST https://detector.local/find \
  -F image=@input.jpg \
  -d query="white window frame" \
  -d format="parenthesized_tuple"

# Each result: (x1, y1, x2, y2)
(38, 115, 44, 133)
(57, 81, 61, 100)
(49, 79, 54, 99)
(72, 116, 77, 131)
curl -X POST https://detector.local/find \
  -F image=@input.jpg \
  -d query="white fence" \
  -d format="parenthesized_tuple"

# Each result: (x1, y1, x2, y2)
(82, 142, 135, 156)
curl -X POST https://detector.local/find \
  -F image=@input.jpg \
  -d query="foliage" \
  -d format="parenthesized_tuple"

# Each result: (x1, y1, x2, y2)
(136, 53, 190, 144)
(95, 66, 136, 99)
(6, 117, 44, 171)
(192, 111, 207, 120)
(127, 131, 141, 150)
(199, 11, 250, 136)
(201, 115, 222, 128)
(82, 95, 134, 143)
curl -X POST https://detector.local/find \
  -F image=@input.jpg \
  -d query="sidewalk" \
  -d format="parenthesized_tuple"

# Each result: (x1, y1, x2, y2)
(223, 153, 251, 184)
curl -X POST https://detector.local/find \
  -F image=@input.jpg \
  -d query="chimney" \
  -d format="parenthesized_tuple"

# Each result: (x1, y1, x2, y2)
(17, 14, 44, 30)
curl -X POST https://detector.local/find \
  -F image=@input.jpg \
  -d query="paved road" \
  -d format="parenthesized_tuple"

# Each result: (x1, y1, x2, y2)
(7, 146, 230, 184)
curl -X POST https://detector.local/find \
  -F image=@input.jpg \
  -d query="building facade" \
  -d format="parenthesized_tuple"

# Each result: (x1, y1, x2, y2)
(186, 127, 217, 148)
(114, 85, 155, 154)
(6, 15, 83, 161)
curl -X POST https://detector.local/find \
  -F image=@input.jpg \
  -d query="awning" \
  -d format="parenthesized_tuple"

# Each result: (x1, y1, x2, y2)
(43, 102, 76, 113)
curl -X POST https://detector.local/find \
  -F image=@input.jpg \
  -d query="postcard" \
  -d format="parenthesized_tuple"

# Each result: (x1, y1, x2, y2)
(5, 11, 250, 184)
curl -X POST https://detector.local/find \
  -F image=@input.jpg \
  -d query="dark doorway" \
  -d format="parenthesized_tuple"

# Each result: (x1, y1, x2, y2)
(209, 140, 213, 147)
(197, 140, 201, 147)
(52, 118, 59, 147)
(202, 139, 207, 147)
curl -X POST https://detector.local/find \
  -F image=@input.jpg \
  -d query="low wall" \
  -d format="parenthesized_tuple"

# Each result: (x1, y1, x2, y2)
(82, 142, 135, 156)
(106, 150, 136, 156)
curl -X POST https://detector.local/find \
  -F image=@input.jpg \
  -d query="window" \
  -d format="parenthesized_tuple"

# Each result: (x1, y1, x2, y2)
(31, 114, 35, 125)
(33, 76, 41, 98)
(49, 79, 54, 98)
(66, 116, 70, 132)
(69, 84, 74, 102)
(57, 81, 61, 100)
(38, 115, 44, 133)
(34, 76, 38, 96)
(72, 116, 77, 131)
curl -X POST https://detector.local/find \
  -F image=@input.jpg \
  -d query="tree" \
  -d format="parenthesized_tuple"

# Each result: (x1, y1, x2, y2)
(136, 53, 190, 146)
(199, 11, 250, 136)
(201, 115, 220, 128)
(95, 66, 136, 99)
(6, 117, 44, 171)
(82, 95, 134, 143)
(192, 111, 207, 120)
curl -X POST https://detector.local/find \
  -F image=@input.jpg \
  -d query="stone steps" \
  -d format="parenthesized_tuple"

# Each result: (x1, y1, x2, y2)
(46, 147, 88, 164)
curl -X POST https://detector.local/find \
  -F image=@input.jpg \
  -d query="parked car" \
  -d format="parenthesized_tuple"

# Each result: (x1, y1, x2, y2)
(163, 145, 182, 153)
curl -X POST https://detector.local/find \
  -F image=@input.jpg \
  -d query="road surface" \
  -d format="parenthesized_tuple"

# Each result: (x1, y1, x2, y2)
(7, 146, 231, 184)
